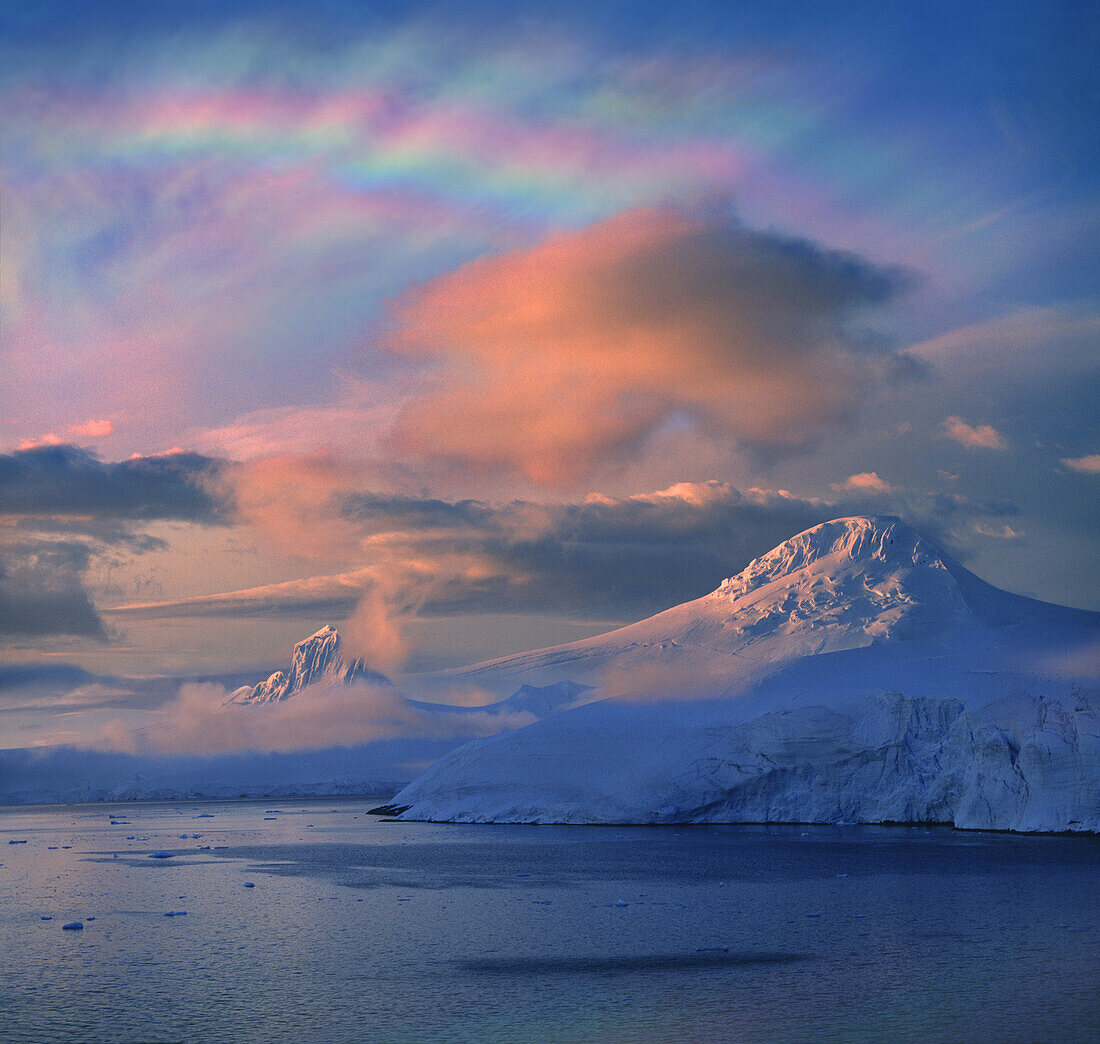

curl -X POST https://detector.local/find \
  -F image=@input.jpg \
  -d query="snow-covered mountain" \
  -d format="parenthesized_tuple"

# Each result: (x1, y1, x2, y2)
(391, 517, 1100, 832)
(226, 624, 391, 705)
(226, 623, 593, 719)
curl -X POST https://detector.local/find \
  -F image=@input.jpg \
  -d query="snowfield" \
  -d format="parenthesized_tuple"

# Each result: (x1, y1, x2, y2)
(391, 517, 1099, 832)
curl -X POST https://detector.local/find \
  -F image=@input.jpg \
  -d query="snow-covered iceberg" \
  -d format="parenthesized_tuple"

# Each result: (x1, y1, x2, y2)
(391, 517, 1100, 832)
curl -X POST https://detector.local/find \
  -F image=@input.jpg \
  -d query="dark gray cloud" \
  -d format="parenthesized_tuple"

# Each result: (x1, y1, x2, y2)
(0, 540, 106, 638)
(117, 481, 1020, 623)
(0, 444, 230, 522)
(0, 444, 233, 640)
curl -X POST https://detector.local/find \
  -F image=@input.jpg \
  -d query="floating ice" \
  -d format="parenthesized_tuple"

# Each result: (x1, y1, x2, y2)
(8, 839, 27, 844)
(40, 916, 52, 920)
(614, 899, 629, 907)
(164, 911, 187, 917)
(148, 851, 174, 859)
(62, 921, 83, 930)
(243, 882, 255, 888)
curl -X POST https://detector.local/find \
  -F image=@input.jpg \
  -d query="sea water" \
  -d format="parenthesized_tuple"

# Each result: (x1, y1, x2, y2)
(1, 798, 1098, 1043)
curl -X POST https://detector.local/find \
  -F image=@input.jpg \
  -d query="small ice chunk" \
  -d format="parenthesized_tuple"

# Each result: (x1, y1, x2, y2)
(86, 917, 95, 921)
(836, 873, 849, 878)
(614, 899, 629, 907)
(8, 839, 27, 844)
(164, 911, 187, 917)
(40, 916, 53, 920)
(62, 921, 83, 930)
(148, 851, 174, 859)
(243, 882, 255, 888)
(126, 836, 135, 840)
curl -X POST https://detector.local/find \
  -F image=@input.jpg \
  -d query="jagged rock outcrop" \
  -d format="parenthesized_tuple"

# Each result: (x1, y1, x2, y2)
(227, 624, 390, 705)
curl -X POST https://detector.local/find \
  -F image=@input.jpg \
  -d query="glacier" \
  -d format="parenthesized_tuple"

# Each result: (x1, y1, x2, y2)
(390, 517, 1100, 832)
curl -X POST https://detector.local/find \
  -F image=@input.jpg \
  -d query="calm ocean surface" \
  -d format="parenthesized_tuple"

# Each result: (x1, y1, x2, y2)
(1, 797, 1098, 1043)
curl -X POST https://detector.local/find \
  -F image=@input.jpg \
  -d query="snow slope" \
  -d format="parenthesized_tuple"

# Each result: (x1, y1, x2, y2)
(392, 517, 1100, 832)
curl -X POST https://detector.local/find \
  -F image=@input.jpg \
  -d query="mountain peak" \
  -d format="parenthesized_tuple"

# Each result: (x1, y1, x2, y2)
(718, 516, 944, 595)
(227, 625, 389, 705)
(706, 515, 971, 646)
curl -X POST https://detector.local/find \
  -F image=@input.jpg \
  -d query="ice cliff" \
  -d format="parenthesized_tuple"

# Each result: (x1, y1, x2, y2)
(391, 517, 1100, 832)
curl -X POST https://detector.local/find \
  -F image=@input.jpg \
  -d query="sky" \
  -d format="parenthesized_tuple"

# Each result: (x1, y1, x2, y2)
(1, 0, 1097, 749)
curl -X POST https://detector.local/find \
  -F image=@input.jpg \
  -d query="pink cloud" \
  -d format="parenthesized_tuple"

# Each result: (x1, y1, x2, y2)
(942, 416, 1007, 450)
(383, 204, 904, 485)
(1061, 454, 1100, 474)
(17, 433, 63, 450)
(68, 419, 115, 438)
(831, 471, 894, 494)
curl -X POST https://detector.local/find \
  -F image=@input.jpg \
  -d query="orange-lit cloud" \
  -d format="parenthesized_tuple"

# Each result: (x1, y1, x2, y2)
(831, 471, 894, 493)
(68, 419, 115, 438)
(1062, 454, 1100, 474)
(383, 204, 907, 485)
(942, 416, 1007, 450)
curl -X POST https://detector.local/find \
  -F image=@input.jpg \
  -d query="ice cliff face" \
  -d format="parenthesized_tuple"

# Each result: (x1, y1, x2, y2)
(391, 517, 1100, 832)
(227, 625, 390, 705)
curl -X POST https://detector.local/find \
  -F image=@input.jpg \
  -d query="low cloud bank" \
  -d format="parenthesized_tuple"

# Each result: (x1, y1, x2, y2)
(91, 679, 533, 756)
